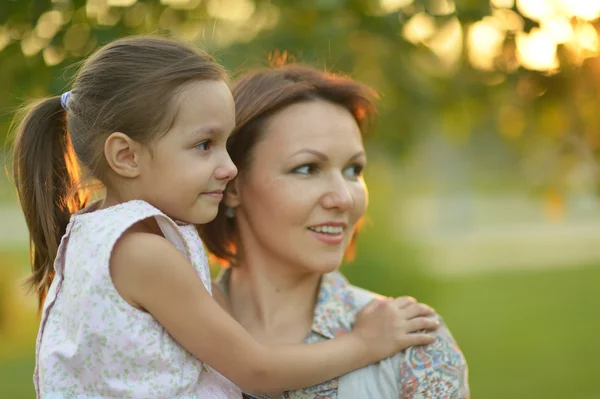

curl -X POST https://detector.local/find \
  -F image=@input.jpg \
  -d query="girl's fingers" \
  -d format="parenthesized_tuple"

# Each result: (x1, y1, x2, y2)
(397, 333, 436, 348)
(392, 296, 417, 309)
(406, 316, 440, 332)
(400, 303, 436, 319)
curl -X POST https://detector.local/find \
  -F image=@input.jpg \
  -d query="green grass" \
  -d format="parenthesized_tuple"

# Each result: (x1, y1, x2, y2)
(0, 164, 16, 204)
(345, 263, 600, 399)
(0, 353, 35, 399)
(446, 266, 600, 399)
(0, 249, 36, 399)
(432, 265, 600, 399)
(1, 246, 598, 399)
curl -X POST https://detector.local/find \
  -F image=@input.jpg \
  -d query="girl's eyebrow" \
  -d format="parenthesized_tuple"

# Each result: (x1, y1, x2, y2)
(189, 125, 222, 139)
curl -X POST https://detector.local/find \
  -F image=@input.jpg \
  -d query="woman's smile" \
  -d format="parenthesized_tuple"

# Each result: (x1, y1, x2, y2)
(307, 222, 347, 245)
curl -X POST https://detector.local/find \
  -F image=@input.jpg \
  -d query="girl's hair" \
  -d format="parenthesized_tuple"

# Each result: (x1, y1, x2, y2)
(11, 36, 227, 307)
(199, 65, 377, 266)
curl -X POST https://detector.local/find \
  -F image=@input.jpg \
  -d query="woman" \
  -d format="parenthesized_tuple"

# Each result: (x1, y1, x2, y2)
(201, 65, 469, 399)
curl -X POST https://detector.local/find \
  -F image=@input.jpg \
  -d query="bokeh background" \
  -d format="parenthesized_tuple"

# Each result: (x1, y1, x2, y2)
(1, 0, 600, 398)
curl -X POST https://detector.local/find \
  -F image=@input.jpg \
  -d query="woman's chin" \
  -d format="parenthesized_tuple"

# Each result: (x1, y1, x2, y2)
(305, 257, 344, 275)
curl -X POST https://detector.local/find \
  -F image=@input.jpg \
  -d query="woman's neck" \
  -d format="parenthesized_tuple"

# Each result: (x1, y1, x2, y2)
(227, 258, 321, 345)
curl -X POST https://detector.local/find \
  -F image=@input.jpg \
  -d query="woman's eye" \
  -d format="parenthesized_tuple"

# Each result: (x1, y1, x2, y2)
(344, 164, 364, 179)
(293, 164, 317, 175)
(196, 140, 212, 151)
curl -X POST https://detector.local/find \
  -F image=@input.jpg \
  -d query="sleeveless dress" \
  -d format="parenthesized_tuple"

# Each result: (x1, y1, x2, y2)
(34, 200, 242, 398)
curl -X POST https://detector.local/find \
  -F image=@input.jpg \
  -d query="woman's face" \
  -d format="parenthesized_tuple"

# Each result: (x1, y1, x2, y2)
(228, 99, 368, 275)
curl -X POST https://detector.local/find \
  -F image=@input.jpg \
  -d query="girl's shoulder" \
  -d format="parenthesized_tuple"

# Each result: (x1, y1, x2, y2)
(72, 199, 164, 221)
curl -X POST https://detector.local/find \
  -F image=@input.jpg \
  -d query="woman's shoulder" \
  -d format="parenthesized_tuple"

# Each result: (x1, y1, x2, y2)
(398, 318, 470, 398)
(338, 276, 470, 398)
(341, 276, 467, 368)
(344, 281, 386, 310)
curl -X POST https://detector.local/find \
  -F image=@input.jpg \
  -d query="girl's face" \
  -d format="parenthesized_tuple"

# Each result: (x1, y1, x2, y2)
(228, 99, 368, 275)
(139, 80, 238, 224)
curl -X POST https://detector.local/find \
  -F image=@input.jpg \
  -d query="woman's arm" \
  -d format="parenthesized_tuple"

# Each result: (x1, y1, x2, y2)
(110, 231, 439, 394)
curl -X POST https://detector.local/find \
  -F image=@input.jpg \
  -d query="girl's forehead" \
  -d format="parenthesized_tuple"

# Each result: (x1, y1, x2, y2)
(169, 81, 235, 129)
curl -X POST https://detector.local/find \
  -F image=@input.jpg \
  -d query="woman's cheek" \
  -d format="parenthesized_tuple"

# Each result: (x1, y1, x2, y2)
(353, 184, 368, 218)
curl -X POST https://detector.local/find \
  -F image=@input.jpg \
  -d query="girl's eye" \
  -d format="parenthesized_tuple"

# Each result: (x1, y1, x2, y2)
(292, 164, 317, 175)
(344, 164, 364, 179)
(196, 140, 212, 151)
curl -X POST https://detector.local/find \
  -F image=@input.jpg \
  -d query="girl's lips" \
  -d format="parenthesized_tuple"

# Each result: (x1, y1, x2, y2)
(201, 191, 223, 200)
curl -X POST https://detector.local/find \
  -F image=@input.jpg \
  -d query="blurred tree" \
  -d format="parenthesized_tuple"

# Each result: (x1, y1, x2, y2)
(1, 0, 599, 192)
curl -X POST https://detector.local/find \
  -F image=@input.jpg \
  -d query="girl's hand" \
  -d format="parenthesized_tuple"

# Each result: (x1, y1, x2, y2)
(353, 296, 439, 363)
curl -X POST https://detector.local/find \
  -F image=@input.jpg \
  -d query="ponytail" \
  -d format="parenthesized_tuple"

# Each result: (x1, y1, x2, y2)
(12, 97, 89, 308)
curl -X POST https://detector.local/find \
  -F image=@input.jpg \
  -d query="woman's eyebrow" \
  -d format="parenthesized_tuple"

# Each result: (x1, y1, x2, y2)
(349, 151, 366, 161)
(289, 149, 366, 161)
(289, 148, 328, 161)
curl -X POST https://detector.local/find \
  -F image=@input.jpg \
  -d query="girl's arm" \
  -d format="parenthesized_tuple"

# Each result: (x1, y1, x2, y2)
(111, 231, 438, 394)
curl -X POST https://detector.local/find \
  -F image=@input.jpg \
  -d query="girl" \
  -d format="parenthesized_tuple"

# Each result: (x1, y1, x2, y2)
(11, 36, 439, 398)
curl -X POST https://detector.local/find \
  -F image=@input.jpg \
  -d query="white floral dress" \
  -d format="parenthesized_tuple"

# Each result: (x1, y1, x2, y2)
(35, 200, 241, 398)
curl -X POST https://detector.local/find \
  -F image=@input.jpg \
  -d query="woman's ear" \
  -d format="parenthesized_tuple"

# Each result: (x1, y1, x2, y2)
(104, 132, 143, 178)
(224, 177, 241, 208)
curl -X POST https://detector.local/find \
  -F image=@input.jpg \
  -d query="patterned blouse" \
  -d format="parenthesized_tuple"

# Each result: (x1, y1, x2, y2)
(217, 268, 469, 399)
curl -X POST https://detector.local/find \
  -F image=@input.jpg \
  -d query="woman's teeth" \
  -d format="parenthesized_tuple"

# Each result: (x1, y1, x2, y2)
(308, 225, 344, 235)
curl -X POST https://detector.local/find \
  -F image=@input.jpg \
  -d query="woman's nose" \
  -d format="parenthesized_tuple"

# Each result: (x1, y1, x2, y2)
(321, 176, 354, 211)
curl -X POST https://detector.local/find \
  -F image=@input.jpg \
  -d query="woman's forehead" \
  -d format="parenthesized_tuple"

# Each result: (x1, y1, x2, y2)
(261, 100, 363, 148)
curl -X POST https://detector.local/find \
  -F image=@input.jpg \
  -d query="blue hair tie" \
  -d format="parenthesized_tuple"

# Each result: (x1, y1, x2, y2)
(60, 91, 71, 111)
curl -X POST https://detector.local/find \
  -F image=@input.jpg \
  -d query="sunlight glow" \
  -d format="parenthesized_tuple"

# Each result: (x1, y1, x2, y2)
(492, 9, 524, 32)
(542, 17, 573, 43)
(516, 0, 554, 21)
(106, 0, 137, 6)
(0, 26, 11, 52)
(426, 16, 463, 68)
(97, 9, 120, 26)
(428, 0, 456, 15)
(559, 0, 600, 20)
(207, 0, 255, 22)
(20, 31, 47, 56)
(35, 11, 63, 40)
(468, 19, 505, 70)
(574, 22, 599, 53)
(160, 0, 201, 9)
(43, 45, 65, 66)
(491, 0, 514, 8)
(465, 0, 600, 71)
(402, 12, 436, 44)
(380, 0, 413, 14)
(516, 28, 559, 71)
(86, 0, 108, 19)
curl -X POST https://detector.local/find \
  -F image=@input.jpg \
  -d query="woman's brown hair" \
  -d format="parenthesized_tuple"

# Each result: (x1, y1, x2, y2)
(11, 36, 226, 307)
(200, 65, 377, 265)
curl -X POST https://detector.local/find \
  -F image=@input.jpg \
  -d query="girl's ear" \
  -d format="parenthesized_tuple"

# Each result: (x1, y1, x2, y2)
(104, 132, 142, 178)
